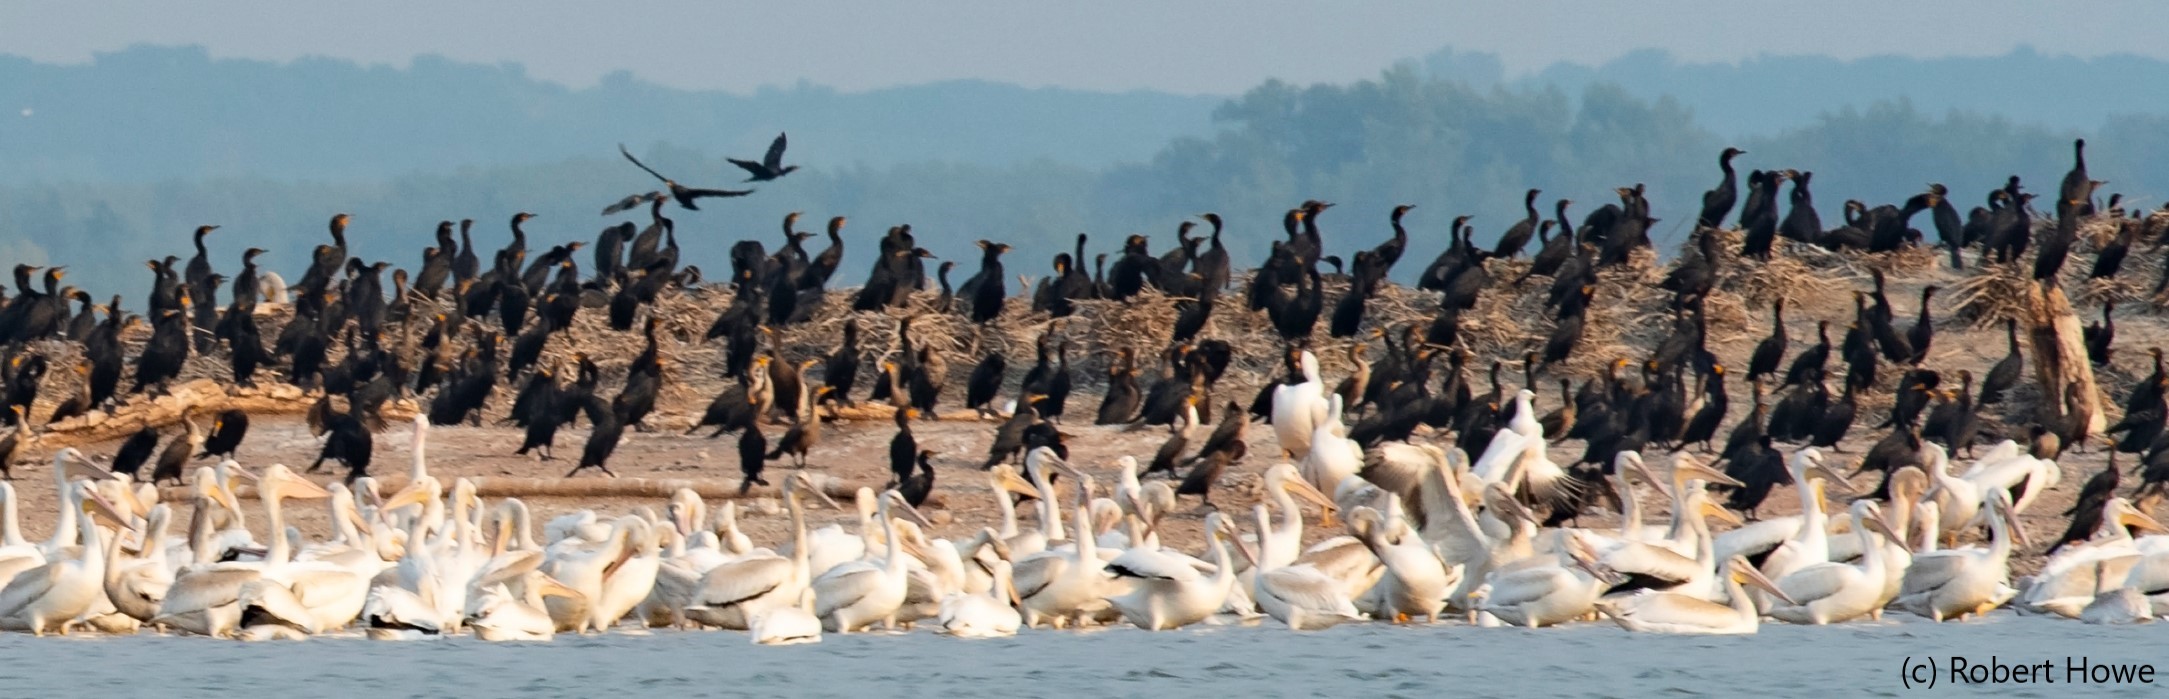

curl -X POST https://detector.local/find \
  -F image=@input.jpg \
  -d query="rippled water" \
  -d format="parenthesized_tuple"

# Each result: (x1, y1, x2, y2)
(5, 614, 2164, 698)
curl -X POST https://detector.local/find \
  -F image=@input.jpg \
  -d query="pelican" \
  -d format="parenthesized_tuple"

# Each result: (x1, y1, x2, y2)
(153, 470, 255, 637)
(1105, 511, 1242, 631)
(686, 474, 826, 630)
(2017, 498, 2163, 618)
(986, 466, 1048, 556)
(751, 589, 822, 645)
(38, 448, 116, 561)
(1354, 497, 1452, 622)
(1014, 503, 1111, 628)
(1241, 505, 1359, 630)
(1476, 535, 1616, 628)
(466, 563, 582, 641)
(1300, 394, 1363, 495)
(1768, 500, 1901, 625)
(1271, 350, 1327, 457)
(1596, 555, 1794, 634)
(1925, 444, 1985, 544)
(1751, 449, 1855, 585)
(0, 482, 122, 635)
(1253, 464, 1339, 568)
(238, 464, 371, 635)
(938, 550, 1022, 638)
(1898, 488, 2027, 621)
(803, 489, 878, 579)
(104, 504, 174, 623)
(1593, 482, 1738, 601)
(374, 475, 462, 633)
(813, 490, 928, 633)
(0, 482, 43, 584)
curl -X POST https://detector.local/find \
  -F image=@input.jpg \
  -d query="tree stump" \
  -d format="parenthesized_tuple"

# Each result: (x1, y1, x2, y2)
(2025, 282, 2106, 435)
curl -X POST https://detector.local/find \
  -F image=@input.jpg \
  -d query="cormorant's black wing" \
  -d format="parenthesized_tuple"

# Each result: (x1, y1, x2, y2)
(726, 157, 767, 179)
(763, 132, 788, 169)
(679, 186, 755, 201)
(617, 143, 673, 184)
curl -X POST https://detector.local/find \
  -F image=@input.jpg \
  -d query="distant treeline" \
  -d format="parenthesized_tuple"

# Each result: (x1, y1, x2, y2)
(5, 57, 2166, 298)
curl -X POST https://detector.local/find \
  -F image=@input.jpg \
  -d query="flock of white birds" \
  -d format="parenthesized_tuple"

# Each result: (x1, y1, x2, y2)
(0, 350, 2155, 645)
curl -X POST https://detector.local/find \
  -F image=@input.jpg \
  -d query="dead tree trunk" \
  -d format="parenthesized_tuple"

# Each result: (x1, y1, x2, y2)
(2026, 282, 2105, 438)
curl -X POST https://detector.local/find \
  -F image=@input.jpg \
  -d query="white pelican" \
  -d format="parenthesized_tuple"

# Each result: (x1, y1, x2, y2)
(2017, 498, 2162, 618)
(0, 482, 42, 581)
(295, 482, 386, 579)
(714, 501, 755, 557)
(1593, 482, 1738, 602)
(584, 516, 660, 632)
(1271, 350, 1327, 457)
(104, 503, 174, 623)
(1253, 464, 1338, 568)
(803, 488, 878, 579)
(1898, 488, 2027, 621)
(1963, 440, 2060, 517)
(1596, 555, 1794, 634)
(376, 475, 462, 633)
(1505, 389, 1542, 439)
(37, 448, 116, 561)
(466, 564, 581, 641)
(1751, 449, 1853, 584)
(1768, 500, 1901, 625)
(1241, 505, 1358, 630)
(686, 474, 824, 630)
(813, 490, 928, 633)
(238, 464, 371, 635)
(1354, 497, 1453, 622)
(1013, 504, 1111, 628)
(985, 466, 1048, 557)
(752, 589, 822, 645)
(1300, 394, 1363, 495)
(1477, 535, 1615, 628)
(153, 470, 255, 637)
(1925, 444, 1985, 544)
(0, 482, 124, 635)
(938, 554, 1022, 638)
(1105, 512, 1242, 631)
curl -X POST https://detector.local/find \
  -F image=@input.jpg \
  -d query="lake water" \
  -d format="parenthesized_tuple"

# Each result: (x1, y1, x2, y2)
(7, 613, 2164, 698)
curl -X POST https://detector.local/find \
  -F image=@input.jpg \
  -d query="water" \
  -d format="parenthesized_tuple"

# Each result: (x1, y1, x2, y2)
(4, 614, 2163, 698)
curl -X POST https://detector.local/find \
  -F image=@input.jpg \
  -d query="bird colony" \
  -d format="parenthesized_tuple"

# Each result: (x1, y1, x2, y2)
(0, 135, 2164, 645)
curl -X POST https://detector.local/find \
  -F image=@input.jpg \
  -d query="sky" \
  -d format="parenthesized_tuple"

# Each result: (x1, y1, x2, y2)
(5, 0, 2168, 95)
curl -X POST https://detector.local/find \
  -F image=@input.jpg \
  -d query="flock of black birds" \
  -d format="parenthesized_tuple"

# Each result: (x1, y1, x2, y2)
(2, 133, 2166, 551)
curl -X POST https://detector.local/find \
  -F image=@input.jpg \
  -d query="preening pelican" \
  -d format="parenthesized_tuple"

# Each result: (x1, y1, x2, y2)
(1898, 488, 2027, 621)
(1596, 555, 1793, 635)
(104, 504, 174, 623)
(1353, 498, 1452, 623)
(1242, 505, 1359, 630)
(468, 568, 581, 641)
(752, 589, 822, 645)
(1105, 511, 1242, 631)
(939, 553, 1022, 638)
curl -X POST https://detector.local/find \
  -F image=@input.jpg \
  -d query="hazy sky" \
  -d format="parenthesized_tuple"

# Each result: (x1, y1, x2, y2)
(6, 0, 2168, 94)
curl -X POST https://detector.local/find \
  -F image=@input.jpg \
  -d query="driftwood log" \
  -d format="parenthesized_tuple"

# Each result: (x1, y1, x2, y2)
(156, 474, 939, 508)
